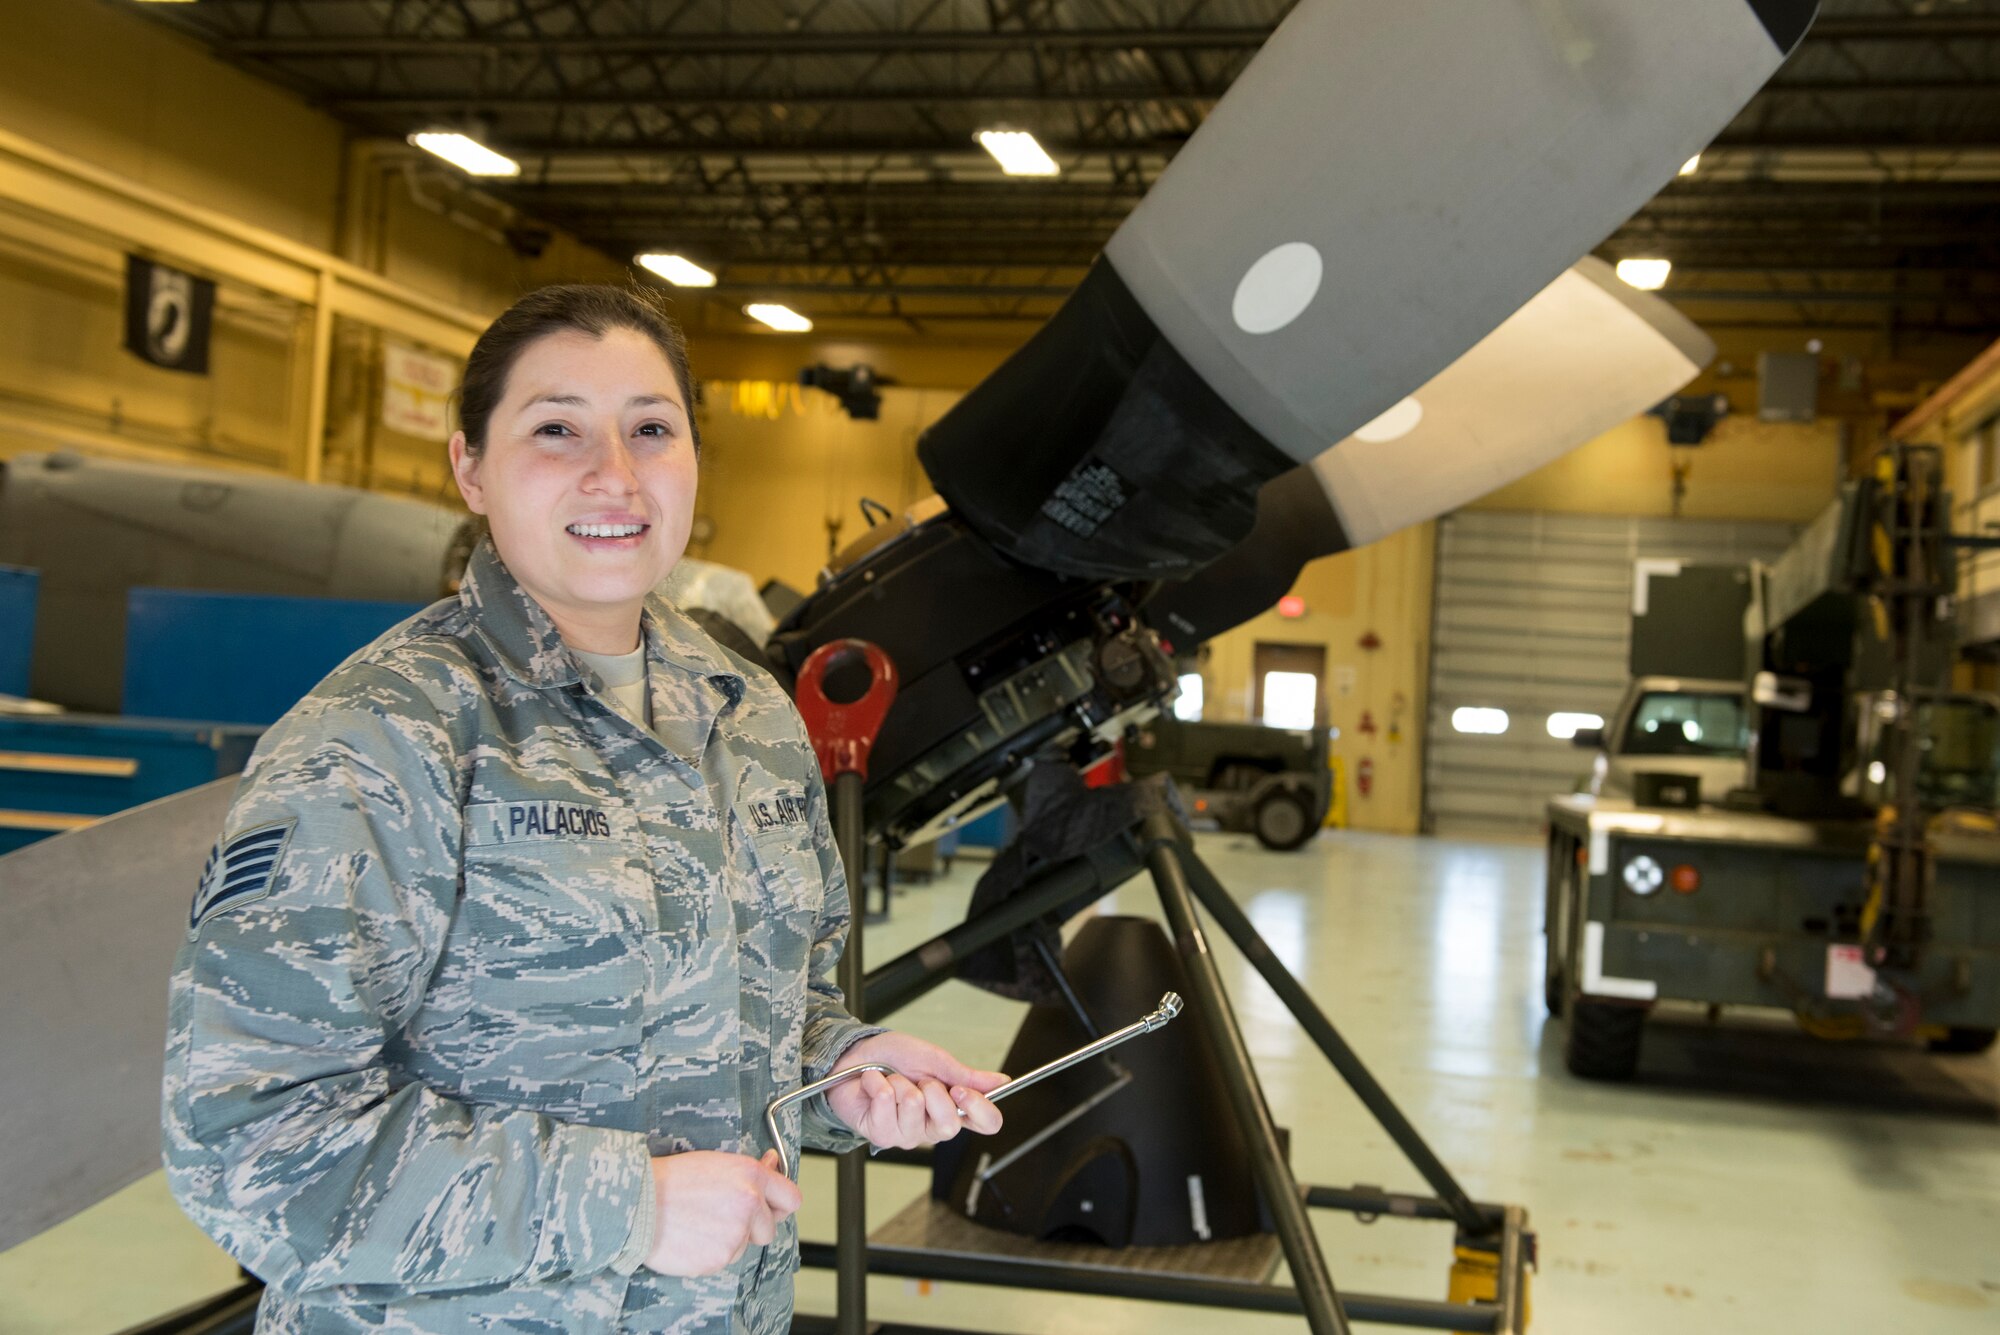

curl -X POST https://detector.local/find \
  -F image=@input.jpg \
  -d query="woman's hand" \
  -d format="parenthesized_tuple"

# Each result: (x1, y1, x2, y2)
(824, 1031, 1007, 1150)
(644, 1150, 801, 1277)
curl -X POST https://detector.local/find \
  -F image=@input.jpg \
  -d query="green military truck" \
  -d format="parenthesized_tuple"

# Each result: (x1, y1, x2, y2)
(1546, 447, 2000, 1079)
(1125, 716, 1333, 851)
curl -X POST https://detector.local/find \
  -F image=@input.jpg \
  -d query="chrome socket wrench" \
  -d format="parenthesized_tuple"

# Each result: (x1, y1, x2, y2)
(764, 991, 1184, 1177)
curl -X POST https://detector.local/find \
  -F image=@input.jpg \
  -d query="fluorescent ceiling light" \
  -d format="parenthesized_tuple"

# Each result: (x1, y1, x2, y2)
(637, 253, 717, 287)
(977, 129, 1060, 177)
(1679, 153, 1702, 176)
(1615, 257, 1672, 291)
(407, 132, 519, 177)
(746, 303, 813, 333)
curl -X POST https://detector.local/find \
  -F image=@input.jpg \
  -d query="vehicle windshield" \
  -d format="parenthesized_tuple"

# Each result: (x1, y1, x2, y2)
(1621, 691, 1748, 758)
(1916, 697, 2000, 809)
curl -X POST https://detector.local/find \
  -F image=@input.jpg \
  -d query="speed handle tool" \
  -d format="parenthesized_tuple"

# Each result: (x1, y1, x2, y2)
(764, 991, 1184, 1178)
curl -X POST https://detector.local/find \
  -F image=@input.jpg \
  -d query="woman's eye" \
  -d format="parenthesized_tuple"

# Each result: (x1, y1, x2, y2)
(533, 422, 576, 439)
(635, 422, 672, 440)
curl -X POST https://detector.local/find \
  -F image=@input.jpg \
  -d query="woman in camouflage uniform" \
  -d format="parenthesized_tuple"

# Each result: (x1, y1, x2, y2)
(162, 285, 1006, 1334)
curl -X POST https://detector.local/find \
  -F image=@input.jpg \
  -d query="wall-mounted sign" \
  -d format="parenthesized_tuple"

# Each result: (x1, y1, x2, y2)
(382, 343, 457, 439)
(124, 255, 216, 374)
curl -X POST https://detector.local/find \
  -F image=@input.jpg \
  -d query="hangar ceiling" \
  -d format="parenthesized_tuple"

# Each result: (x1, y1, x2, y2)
(137, 0, 2000, 337)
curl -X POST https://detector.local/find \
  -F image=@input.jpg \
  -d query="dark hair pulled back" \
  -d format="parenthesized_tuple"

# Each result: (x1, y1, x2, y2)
(456, 284, 699, 455)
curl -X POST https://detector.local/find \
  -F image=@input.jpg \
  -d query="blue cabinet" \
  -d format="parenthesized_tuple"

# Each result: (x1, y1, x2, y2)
(0, 715, 261, 856)
(0, 565, 37, 698)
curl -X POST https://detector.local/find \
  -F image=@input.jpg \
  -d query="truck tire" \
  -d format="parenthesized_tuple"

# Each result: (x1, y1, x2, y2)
(1543, 957, 1566, 1018)
(1564, 999, 1646, 1081)
(1252, 788, 1315, 852)
(1927, 1026, 1998, 1055)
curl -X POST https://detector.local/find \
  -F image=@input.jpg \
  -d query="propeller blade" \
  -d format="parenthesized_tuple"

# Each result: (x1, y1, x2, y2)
(920, 0, 1811, 581)
(1146, 257, 1715, 646)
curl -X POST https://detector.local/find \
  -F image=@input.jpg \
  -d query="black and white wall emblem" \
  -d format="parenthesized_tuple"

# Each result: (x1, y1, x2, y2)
(124, 254, 216, 374)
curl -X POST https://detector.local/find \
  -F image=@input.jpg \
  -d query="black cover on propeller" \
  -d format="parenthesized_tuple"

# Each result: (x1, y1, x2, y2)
(1141, 467, 1348, 652)
(917, 262, 1286, 584)
(934, 915, 1283, 1248)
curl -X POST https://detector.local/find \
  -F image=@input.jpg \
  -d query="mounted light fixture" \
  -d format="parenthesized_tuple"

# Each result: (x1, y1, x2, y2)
(407, 132, 519, 177)
(746, 303, 813, 333)
(1679, 153, 1702, 176)
(637, 253, 717, 287)
(1615, 257, 1673, 290)
(977, 129, 1061, 177)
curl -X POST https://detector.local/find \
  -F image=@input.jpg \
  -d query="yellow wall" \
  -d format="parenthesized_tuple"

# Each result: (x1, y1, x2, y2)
(0, 0, 343, 250)
(0, 233, 307, 470)
(1193, 524, 1436, 834)
(691, 384, 961, 591)
(689, 332, 1016, 393)
(0, 0, 637, 480)
(1471, 414, 1843, 524)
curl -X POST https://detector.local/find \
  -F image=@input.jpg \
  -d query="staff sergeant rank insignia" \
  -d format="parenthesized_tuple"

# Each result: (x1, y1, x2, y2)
(189, 820, 296, 935)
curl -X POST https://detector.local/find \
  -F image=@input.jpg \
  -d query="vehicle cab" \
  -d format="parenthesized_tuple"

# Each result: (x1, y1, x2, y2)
(1576, 675, 1749, 805)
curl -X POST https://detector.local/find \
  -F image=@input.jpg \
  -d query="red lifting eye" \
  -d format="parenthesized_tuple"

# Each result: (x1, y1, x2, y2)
(795, 639, 898, 783)
(1670, 864, 1701, 894)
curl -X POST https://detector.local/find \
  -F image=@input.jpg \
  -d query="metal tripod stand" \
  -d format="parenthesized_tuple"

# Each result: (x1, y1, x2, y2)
(798, 793, 1533, 1335)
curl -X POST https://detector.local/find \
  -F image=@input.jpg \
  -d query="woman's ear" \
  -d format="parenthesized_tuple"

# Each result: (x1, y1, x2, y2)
(448, 431, 487, 514)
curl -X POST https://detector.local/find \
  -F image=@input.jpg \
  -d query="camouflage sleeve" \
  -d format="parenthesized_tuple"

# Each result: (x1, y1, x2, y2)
(793, 755, 887, 1151)
(161, 663, 655, 1294)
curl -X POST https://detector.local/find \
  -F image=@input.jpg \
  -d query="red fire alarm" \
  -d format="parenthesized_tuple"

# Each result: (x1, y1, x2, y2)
(1277, 595, 1306, 618)
(1357, 756, 1375, 798)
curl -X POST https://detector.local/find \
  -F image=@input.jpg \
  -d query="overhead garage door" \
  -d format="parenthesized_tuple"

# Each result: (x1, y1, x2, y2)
(1424, 510, 1800, 836)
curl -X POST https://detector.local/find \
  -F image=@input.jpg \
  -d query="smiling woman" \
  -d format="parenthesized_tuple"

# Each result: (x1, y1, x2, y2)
(159, 284, 1009, 1335)
(454, 363, 693, 650)
(446, 287, 702, 653)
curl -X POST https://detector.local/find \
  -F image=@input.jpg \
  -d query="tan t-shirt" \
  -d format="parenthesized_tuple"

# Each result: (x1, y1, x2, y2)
(572, 643, 651, 731)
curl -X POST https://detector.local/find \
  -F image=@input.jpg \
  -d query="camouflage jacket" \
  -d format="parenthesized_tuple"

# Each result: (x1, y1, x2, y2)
(162, 538, 882, 1334)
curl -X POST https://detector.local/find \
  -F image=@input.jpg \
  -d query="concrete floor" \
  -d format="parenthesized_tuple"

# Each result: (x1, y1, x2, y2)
(5, 829, 1997, 1333)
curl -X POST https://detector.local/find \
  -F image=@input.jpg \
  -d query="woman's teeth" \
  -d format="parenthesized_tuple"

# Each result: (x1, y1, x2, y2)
(568, 523, 645, 538)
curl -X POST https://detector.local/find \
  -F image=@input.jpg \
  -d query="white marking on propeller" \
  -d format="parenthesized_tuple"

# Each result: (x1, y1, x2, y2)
(1231, 241, 1323, 335)
(1353, 396, 1424, 443)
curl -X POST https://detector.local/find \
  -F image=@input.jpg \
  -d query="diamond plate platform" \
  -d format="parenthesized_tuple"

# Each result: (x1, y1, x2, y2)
(871, 1194, 1283, 1285)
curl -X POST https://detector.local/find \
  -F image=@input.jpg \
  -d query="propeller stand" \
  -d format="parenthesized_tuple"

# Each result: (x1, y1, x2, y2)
(794, 783, 1533, 1335)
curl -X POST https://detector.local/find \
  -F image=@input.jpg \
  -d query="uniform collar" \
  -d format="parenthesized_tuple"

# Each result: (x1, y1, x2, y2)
(460, 538, 580, 689)
(640, 597, 748, 713)
(460, 536, 747, 710)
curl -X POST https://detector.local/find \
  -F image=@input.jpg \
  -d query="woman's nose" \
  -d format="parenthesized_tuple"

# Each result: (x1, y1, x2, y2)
(587, 432, 640, 492)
